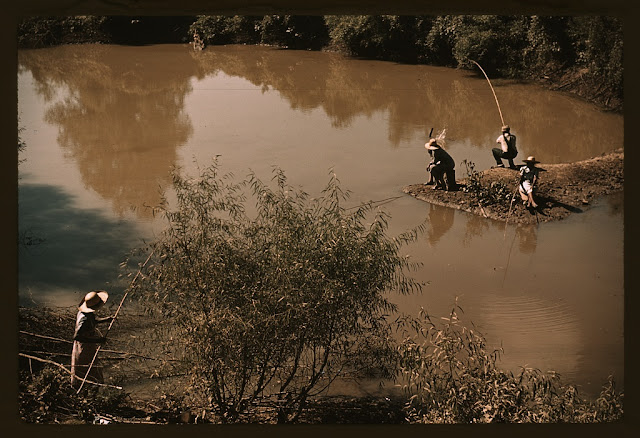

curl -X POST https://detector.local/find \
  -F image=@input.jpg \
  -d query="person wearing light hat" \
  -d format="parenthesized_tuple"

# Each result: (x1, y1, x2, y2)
(71, 290, 114, 388)
(425, 138, 456, 191)
(518, 156, 540, 208)
(492, 125, 518, 169)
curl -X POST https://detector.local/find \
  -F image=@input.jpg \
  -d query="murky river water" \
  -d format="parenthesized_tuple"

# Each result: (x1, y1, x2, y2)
(17, 44, 623, 398)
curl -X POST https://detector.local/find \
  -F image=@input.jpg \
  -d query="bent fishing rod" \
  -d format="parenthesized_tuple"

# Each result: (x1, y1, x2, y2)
(470, 59, 505, 127)
(76, 248, 155, 393)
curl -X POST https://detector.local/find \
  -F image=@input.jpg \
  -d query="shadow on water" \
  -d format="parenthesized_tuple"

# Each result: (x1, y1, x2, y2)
(537, 195, 584, 214)
(18, 184, 144, 306)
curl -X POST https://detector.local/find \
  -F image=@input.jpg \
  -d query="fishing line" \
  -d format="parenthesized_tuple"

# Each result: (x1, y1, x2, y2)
(470, 60, 505, 127)
(76, 248, 156, 393)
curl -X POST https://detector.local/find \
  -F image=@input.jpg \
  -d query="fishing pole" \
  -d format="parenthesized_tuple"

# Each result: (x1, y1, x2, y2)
(503, 175, 522, 239)
(470, 59, 505, 127)
(76, 247, 156, 393)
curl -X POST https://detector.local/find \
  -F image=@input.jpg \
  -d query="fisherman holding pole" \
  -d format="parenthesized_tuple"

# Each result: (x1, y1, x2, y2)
(469, 60, 519, 170)
(425, 138, 456, 191)
(518, 156, 540, 209)
(493, 124, 518, 169)
(70, 290, 114, 389)
(74, 248, 155, 392)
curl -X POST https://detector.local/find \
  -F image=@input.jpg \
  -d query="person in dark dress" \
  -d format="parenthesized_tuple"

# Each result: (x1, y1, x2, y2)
(71, 290, 113, 388)
(425, 138, 456, 191)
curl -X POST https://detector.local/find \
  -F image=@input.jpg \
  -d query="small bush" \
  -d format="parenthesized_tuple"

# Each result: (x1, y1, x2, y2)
(461, 160, 514, 207)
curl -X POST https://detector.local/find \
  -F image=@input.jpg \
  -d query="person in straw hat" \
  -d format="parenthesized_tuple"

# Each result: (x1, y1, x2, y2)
(492, 125, 518, 169)
(71, 290, 114, 388)
(425, 138, 456, 191)
(518, 156, 540, 208)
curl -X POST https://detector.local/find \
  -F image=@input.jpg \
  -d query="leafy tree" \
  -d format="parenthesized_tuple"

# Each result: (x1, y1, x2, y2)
(132, 161, 424, 422)
(567, 16, 623, 100)
(324, 15, 420, 62)
(189, 15, 261, 46)
(258, 15, 329, 50)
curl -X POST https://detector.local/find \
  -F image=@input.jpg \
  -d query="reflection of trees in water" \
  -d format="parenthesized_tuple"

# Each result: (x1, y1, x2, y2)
(515, 223, 538, 254)
(462, 212, 490, 247)
(190, 46, 622, 159)
(19, 45, 195, 218)
(18, 42, 623, 222)
(425, 203, 455, 246)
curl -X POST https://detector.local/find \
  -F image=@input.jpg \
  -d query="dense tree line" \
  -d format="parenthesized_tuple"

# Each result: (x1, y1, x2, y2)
(18, 14, 622, 107)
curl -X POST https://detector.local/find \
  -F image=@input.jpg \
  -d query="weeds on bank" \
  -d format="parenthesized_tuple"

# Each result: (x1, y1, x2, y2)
(395, 301, 623, 423)
(461, 160, 514, 207)
(19, 366, 129, 423)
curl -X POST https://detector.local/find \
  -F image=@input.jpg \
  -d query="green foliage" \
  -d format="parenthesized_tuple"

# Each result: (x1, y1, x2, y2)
(19, 366, 128, 423)
(522, 16, 572, 73)
(189, 15, 261, 45)
(461, 160, 514, 207)
(396, 302, 624, 423)
(257, 15, 329, 50)
(18, 16, 108, 48)
(566, 16, 623, 100)
(324, 15, 420, 62)
(132, 160, 423, 423)
(416, 16, 455, 65)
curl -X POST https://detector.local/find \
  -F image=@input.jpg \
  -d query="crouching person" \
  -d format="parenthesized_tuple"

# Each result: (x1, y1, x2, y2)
(493, 125, 518, 169)
(519, 156, 540, 208)
(425, 139, 457, 191)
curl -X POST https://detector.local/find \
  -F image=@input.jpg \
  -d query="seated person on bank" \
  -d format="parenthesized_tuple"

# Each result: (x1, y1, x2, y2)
(493, 124, 518, 169)
(519, 156, 540, 208)
(425, 138, 456, 191)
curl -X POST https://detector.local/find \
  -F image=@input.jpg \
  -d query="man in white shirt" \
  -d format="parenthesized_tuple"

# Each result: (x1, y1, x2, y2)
(492, 125, 518, 169)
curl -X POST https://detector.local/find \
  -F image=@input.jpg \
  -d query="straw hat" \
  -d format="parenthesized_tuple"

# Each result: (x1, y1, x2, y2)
(425, 138, 440, 150)
(523, 156, 540, 164)
(502, 125, 510, 133)
(79, 290, 109, 313)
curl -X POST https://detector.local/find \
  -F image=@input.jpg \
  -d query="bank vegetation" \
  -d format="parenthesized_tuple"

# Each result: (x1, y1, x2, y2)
(18, 14, 622, 111)
(18, 164, 624, 424)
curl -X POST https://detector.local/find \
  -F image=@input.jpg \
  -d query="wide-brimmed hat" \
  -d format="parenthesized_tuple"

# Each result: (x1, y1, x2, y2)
(79, 290, 109, 313)
(425, 138, 441, 150)
(502, 125, 510, 133)
(523, 156, 540, 164)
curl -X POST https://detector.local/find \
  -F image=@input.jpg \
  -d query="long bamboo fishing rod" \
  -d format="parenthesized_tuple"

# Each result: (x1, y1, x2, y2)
(76, 248, 155, 393)
(470, 60, 505, 127)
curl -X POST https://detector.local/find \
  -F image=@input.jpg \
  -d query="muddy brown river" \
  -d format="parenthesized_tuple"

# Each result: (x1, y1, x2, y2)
(18, 44, 623, 398)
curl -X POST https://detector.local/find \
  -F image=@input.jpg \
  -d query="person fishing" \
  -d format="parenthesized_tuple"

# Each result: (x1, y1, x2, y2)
(425, 138, 456, 191)
(492, 124, 518, 169)
(518, 156, 540, 208)
(71, 290, 114, 389)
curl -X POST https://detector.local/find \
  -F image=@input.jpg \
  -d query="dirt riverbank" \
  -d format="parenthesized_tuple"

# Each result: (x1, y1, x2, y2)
(403, 149, 623, 224)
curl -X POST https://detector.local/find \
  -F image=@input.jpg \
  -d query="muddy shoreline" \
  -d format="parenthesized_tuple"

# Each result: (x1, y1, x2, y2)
(403, 149, 623, 224)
